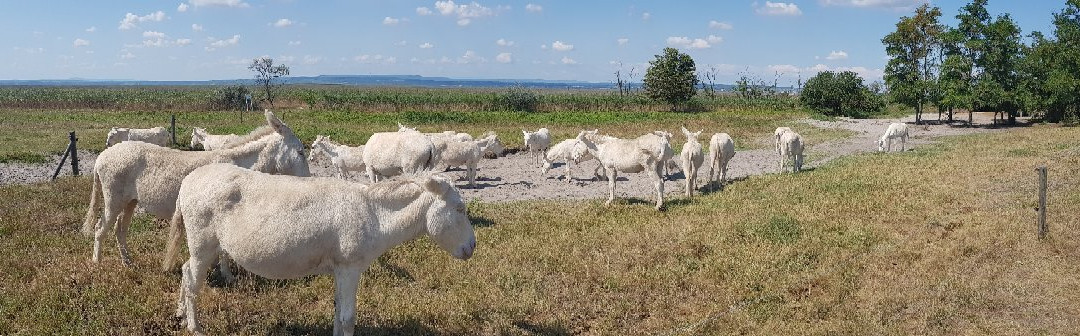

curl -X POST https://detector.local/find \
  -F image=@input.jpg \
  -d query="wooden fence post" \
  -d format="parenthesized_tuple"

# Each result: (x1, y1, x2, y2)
(69, 131, 79, 176)
(1037, 166, 1048, 240)
(170, 114, 178, 146)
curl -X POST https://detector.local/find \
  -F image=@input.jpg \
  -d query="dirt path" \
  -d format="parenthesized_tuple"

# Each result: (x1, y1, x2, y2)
(1, 114, 1012, 205)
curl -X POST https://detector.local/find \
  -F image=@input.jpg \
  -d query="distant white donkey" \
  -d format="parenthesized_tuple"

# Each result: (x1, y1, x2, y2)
(707, 133, 736, 188)
(542, 129, 604, 183)
(189, 127, 239, 151)
(310, 135, 367, 179)
(878, 122, 909, 152)
(591, 131, 674, 210)
(522, 128, 551, 164)
(679, 127, 704, 197)
(778, 131, 804, 173)
(164, 164, 475, 336)
(105, 126, 172, 148)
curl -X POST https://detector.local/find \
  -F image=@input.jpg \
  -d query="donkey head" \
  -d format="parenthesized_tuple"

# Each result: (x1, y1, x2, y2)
(420, 174, 476, 260)
(263, 110, 311, 177)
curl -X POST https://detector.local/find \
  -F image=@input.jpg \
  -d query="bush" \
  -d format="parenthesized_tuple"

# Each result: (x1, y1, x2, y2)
(498, 86, 540, 112)
(799, 71, 884, 118)
(215, 85, 251, 111)
(643, 47, 698, 111)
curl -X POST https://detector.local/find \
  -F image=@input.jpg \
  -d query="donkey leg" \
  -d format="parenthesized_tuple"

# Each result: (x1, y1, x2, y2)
(605, 170, 617, 206)
(333, 267, 364, 336)
(654, 169, 665, 211)
(181, 242, 218, 335)
(92, 198, 125, 263)
(114, 200, 138, 266)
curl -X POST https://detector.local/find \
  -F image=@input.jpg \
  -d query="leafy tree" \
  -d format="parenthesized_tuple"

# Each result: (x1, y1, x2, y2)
(883, 4, 944, 124)
(976, 14, 1023, 124)
(1023, 0, 1080, 122)
(248, 57, 290, 109)
(643, 47, 698, 111)
(799, 70, 884, 118)
(952, 0, 991, 124)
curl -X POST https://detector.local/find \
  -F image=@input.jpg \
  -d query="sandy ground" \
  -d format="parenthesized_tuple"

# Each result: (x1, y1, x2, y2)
(1, 113, 1013, 205)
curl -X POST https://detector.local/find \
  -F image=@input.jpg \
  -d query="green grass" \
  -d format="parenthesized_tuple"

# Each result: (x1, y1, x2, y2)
(0, 107, 820, 162)
(2, 124, 1078, 334)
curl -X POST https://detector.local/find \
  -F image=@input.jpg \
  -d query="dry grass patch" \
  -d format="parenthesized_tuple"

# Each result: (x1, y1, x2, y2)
(1, 124, 1077, 334)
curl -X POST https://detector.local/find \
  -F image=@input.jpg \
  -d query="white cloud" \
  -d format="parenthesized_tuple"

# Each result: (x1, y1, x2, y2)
(191, 24, 204, 31)
(119, 11, 166, 30)
(73, 38, 90, 47)
(617, 38, 629, 45)
(419, 42, 434, 49)
(143, 39, 166, 47)
(273, 19, 294, 28)
(767, 64, 800, 74)
(302, 55, 322, 65)
(496, 38, 515, 47)
(551, 40, 573, 51)
(458, 50, 485, 64)
(208, 34, 240, 48)
(825, 50, 849, 60)
(540, 44, 547, 50)
(289, 40, 301, 46)
(428, 0, 495, 25)
(13, 47, 46, 54)
(820, 0, 926, 9)
(709, 20, 733, 30)
(706, 35, 723, 44)
(177, 3, 189, 12)
(666, 36, 712, 49)
(642, 12, 651, 20)
(354, 54, 397, 64)
(496, 52, 512, 63)
(143, 31, 166, 39)
(757, 2, 802, 16)
(383, 17, 401, 25)
(120, 52, 136, 59)
(561, 56, 577, 65)
(279, 55, 296, 63)
(85, 26, 97, 33)
(395, 40, 408, 46)
(525, 3, 542, 12)
(175, 38, 192, 46)
(189, 0, 250, 8)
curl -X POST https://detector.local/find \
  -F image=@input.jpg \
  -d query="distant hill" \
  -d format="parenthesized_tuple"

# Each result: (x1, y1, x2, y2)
(0, 74, 746, 91)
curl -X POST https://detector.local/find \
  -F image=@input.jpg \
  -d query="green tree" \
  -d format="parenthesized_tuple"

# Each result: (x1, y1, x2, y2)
(248, 57, 290, 109)
(883, 4, 944, 124)
(974, 14, 1023, 124)
(799, 71, 884, 118)
(643, 47, 698, 111)
(1024, 0, 1080, 122)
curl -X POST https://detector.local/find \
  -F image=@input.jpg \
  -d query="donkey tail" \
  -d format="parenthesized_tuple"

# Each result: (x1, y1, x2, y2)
(162, 204, 186, 272)
(80, 172, 102, 236)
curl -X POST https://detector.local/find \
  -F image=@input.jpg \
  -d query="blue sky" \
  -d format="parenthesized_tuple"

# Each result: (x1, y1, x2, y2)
(0, 0, 1063, 85)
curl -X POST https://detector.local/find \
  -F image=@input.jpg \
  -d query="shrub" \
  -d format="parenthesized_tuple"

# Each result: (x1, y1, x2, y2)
(799, 71, 884, 118)
(499, 86, 540, 112)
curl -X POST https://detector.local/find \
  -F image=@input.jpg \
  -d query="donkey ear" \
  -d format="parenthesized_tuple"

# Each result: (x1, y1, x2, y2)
(681, 126, 690, 135)
(264, 110, 289, 134)
(423, 175, 452, 198)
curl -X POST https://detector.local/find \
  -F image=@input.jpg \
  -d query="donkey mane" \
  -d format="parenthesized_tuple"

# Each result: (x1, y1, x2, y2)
(216, 125, 275, 150)
(364, 179, 426, 201)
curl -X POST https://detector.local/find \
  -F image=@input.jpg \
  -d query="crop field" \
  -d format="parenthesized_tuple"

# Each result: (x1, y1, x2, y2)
(0, 89, 1077, 335)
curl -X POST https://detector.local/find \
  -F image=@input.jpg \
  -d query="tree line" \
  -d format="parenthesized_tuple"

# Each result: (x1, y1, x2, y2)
(883, 0, 1080, 124)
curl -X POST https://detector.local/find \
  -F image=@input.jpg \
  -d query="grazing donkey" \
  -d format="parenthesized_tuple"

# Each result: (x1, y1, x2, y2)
(189, 127, 239, 150)
(82, 110, 309, 266)
(164, 164, 476, 336)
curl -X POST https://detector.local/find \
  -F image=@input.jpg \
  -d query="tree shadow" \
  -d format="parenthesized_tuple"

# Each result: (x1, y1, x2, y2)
(512, 321, 573, 336)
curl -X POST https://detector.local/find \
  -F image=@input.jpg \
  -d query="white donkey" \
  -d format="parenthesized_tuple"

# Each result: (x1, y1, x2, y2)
(591, 131, 674, 210)
(105, 126, 172, 148)
(189, 127, 239, 150)
(522, 128, 551, 164)
(878, 122, 909, 152)
(773, 126, 793, 155)
(542, 129, 604, 183)
(679, 127, 705, 197)
(163, 164, 476, 336)
(82, 110, 310, 266)
(707, 133, 736, 188)
(362, 132, 437, 183)
(310, 135, 366, 179)
(778, 131, 805, 173)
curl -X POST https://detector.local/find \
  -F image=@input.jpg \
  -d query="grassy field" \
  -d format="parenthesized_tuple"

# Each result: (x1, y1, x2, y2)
(1, 122, 1077, 334)
(0, 107, 855, 163)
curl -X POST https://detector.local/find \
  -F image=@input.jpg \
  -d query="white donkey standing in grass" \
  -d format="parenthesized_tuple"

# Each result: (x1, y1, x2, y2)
(310, 135, 366, 179)
(105, 126, 172, 148)
(163, 164, 476, 336)
(707, 132, 736, 188)
(878, 122, 909, 152)
(590, 130, 674, 210)
(82, 110, 310, 269)
(679, 127, 705, 197)
(189, 127, 239, 151)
